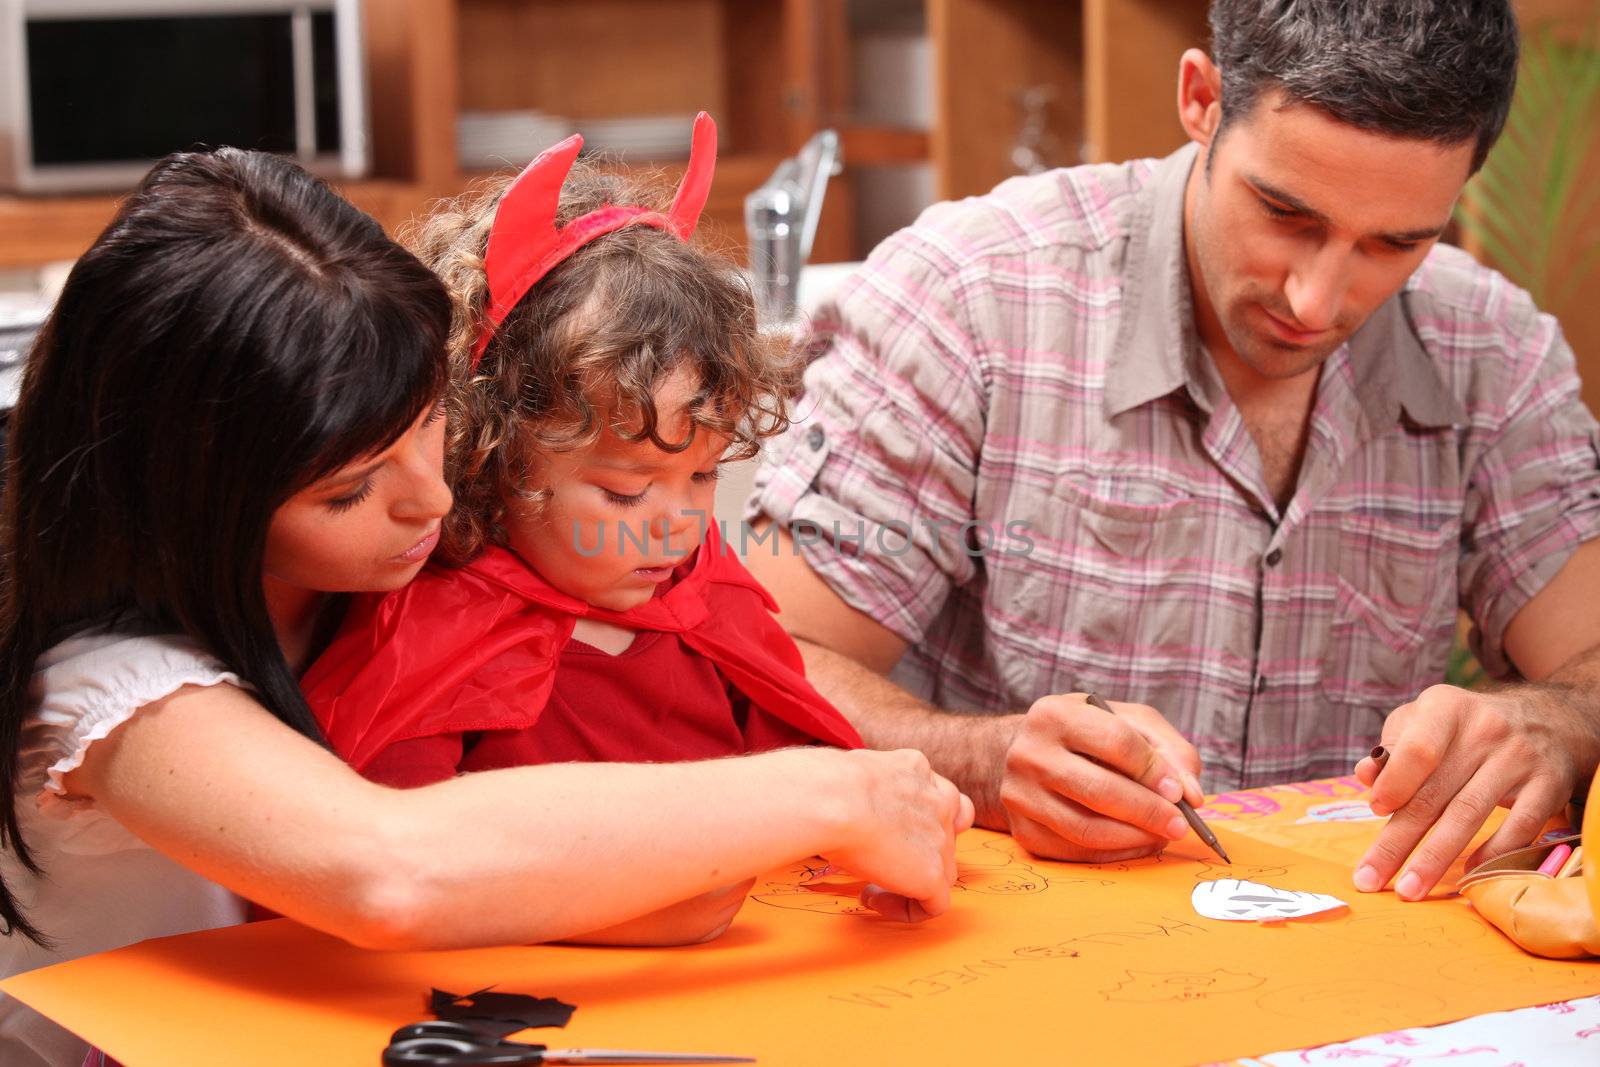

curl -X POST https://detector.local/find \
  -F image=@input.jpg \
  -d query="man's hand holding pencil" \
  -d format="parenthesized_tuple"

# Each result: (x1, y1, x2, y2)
(1352, 683, 1595, 902)
(997, 692, 1207, 864)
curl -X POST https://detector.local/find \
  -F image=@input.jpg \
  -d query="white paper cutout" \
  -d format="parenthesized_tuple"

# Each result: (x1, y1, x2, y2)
(1191, 878, 1349, 922)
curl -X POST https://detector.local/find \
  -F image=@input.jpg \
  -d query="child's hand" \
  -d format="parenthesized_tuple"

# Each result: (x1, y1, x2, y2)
(560, 878, 755, 946)
(821, 748, 973, 920)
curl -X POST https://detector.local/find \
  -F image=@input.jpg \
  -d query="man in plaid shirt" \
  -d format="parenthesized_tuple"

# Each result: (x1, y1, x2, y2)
(747, 0, 1600, 901)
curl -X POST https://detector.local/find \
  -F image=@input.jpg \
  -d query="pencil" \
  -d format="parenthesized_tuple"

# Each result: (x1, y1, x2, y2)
(1556, 845, 1583, 879)
(1537, 843, 1572, 877)
(1083, 692, 1230, 864)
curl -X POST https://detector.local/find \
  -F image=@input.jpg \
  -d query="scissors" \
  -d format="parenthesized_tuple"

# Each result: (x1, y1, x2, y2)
(382, 1020, 756, 1065)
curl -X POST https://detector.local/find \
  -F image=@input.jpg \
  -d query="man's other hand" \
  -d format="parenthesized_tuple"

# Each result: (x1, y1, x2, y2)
(1353, 684, 1582, 900)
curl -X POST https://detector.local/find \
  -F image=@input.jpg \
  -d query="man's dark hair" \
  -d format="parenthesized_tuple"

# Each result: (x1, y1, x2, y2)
(1209, 0, 1520, 172)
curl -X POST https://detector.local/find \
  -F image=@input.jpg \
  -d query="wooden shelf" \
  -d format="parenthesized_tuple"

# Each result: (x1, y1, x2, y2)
(461, 152, 785, 186)
(0, 179, 429, 268)
(0, 192, 122, 267)
(840, 125, 931, 167)
(459, 151, 789, 261)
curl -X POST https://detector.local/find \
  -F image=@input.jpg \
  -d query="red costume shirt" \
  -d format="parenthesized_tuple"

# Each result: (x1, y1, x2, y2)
(301, 525, 861, 787)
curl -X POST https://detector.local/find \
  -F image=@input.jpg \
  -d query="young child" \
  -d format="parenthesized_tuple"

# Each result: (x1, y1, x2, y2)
(305, 114, 861, 778)
(302, 117, 949, 935)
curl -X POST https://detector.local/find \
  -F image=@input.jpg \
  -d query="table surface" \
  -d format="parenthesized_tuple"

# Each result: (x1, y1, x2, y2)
(1197, 777, 1598, 1064)
(4, 775, 1598, 1067)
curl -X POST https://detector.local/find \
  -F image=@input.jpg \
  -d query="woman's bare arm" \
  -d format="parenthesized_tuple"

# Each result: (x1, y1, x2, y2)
(66, 683, 966, 949)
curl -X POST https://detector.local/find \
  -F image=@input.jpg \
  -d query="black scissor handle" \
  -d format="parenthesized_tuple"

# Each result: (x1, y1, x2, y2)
(383, 1021, 549, 1066)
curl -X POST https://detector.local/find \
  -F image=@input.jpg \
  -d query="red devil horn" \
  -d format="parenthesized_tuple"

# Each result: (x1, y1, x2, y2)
(477, 133, 585, 354)
(471, 115, 720, 366)
(667, 112, 717, 239)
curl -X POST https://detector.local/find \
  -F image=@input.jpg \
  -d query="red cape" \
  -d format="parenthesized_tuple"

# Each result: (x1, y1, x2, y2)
(301, 525, 862, 773)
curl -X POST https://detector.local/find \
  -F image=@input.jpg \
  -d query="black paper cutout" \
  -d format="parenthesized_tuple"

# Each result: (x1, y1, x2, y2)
(429, 986, 577, 1036)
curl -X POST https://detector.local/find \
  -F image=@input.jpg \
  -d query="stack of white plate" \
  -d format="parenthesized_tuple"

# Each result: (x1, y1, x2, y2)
(0, 290, 51, 409)
(457, 111, 576, 170)
(576, 114, 699, 160)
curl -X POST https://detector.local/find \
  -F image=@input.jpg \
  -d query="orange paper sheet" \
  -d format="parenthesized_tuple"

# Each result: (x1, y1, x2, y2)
(5, 780, 1598, 1067)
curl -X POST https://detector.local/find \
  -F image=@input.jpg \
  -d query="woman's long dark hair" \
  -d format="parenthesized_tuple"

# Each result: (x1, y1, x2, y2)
(0, 148, 449, 942)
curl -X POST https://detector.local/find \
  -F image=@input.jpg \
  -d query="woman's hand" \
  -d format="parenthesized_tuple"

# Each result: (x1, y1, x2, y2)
(817, 748, 974, 921)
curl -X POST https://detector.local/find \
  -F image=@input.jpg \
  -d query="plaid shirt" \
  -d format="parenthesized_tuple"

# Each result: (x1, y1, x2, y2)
(747, 143, 1600, 791)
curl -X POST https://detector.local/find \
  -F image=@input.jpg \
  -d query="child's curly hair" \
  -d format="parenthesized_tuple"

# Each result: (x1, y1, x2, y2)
(407, 159, 798, 565)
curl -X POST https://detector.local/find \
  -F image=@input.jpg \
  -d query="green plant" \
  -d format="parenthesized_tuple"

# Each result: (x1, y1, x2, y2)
(1455, 21, 1600, 317)
(1444, 630, 1486, 690)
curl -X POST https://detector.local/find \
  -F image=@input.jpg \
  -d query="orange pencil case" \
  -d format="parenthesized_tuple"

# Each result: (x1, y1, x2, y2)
(1457, 831, 1597, 959)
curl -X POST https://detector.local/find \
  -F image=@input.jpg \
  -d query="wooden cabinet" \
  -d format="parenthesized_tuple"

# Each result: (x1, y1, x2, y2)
(0, 0, 1207, 268)
(928, 0, 1085, 202)
(1083, 0, 1209, 165)
(2, 0, 1590, 315)
(0, 0, 863, 267)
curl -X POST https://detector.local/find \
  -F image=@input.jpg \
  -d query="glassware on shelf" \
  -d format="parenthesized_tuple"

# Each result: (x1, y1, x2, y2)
(1010, 85, 1067, 176)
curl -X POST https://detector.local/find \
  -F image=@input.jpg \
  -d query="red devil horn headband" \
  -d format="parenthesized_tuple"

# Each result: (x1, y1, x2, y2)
(471, 111, 718, 365)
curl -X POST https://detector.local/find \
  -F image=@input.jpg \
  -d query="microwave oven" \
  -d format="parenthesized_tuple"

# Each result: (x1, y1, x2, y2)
(0, 0, 368, 194)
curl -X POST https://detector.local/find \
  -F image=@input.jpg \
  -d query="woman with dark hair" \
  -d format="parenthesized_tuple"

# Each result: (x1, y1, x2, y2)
(0, 149, 966, 1067)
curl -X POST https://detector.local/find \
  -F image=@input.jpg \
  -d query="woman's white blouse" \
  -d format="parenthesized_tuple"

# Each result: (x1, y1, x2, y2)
(0, 629, 249, 1067)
